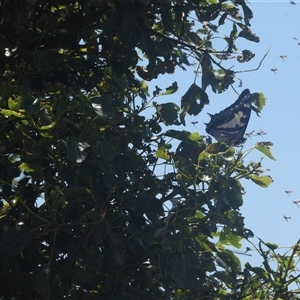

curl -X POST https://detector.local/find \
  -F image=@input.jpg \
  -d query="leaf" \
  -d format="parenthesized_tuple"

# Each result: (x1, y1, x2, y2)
(165, 129, 203, 142)
(242, 4, 253, 27)
(248, 267, 269, 281)
(195, 210, 205, 219)
(265, 242, 279, 251)
(161, 6, 173, 33)
(170, 256, 205, 289)
(181, 84, 209, 116)
(179, 53, 190, 66)
(213, 270, 231, 283)
(0, 225, 32, 257)
(156, 147, 170, 160)
(18, 95, 39, 116)
(154, 102, 180, 126)
(8, 99, 19, 111)
(115, 74, 128, 89)
(19, 163, 41, 177)
(239, 29, 260, 43)
(237, 50, 255, 63)
(109, 234, 124, 265)
(93, 141, 117, 161)
(249, 175, 273, 188)
(0, 109, 25, 118)
(33, 50, 52, 71)
(216, 250, 241, 271)
(91, 96, 115, 119)
(72, 267, 95, 284)
(66, 137, 90, 163)
(252, 92, 267, 111)
(218, 13, 228, 26)
(255, 142, 276, 160)
(33, 266, 63, 299)
(218, 227, 242, 249)
(64, 186, 94, 204)
(141, 35, 156, 72)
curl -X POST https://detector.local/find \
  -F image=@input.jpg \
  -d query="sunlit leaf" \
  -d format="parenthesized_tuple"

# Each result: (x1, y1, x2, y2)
(265, 242, 279, 251)
(156, 147, 170, 160)
(255, 142, 276, 160)
(252, 92, 267, 111)
(218, 227, 242, 249)
(249, 175, 273, 187)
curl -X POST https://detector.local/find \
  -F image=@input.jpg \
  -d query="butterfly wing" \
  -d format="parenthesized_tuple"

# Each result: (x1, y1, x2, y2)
(205, 89, 252, 146)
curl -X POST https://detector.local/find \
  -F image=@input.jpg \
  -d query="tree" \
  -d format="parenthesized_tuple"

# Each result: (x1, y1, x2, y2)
(0, 1, 299, 299)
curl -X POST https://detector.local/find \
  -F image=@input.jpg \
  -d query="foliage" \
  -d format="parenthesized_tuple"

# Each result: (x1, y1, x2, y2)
(0, 1, 299, 299)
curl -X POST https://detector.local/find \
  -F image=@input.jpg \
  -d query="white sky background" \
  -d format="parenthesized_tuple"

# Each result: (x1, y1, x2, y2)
(143, 1, 300, 268)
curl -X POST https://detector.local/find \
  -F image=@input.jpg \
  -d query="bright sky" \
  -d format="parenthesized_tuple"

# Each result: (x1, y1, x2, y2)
(147, 1, 300, 269)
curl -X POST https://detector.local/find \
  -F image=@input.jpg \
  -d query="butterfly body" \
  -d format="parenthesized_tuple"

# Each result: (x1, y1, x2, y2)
(205, 89, 253, 146)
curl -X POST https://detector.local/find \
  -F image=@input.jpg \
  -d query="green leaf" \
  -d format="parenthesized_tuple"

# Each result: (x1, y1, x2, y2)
(249, 175, 273, 188)
(156, 147, 170, 160)
(8, 99, 19, 111)
(213, 270, 231, 283)
(255, 142, 275, 160)
(265, 242, 279, 251)
(195, 210, 205, 219)
(216, 250, 241, 271)
(252, 92, 266, 111)
(0, 109, 25, 118)
(19, 162, 41, 176)
(249, 267, 269, 281)
(218, 227, 242, 249)
(77, 93, 92, 110)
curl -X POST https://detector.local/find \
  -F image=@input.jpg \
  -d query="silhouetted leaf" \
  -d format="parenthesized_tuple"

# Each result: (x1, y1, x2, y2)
(154, 102, 180, 125)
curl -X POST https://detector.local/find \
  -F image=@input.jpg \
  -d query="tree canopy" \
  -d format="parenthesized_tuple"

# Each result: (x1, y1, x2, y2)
(0, 1, 300, 299)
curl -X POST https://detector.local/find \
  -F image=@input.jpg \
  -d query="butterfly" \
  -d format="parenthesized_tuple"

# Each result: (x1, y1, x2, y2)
(205, 89, 253, 146)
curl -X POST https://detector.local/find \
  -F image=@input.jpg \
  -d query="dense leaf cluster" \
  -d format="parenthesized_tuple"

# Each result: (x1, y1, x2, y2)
(0, 1, 299, 299)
